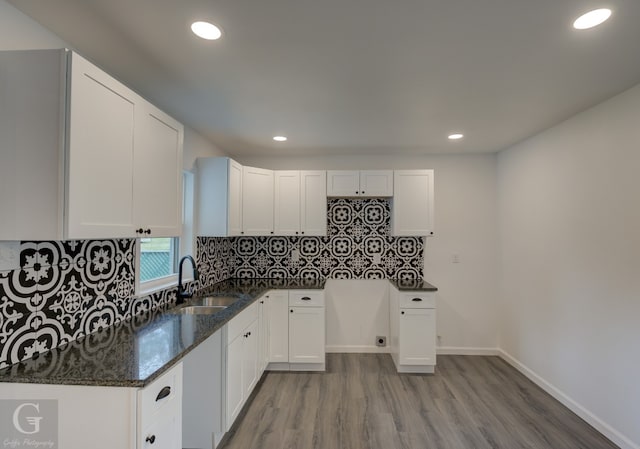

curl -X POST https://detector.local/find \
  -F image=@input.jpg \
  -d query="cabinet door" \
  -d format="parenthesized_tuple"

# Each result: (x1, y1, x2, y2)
(392, 170, 435, 236)
(327, 170, 360, 196)
(228, 159, 243, 236)
(242, 166, 274, 235)
(226, 333, 244, 427)
(289, 306, 325, 364)
(359, 170, 393, 197)
(258, 297, 269, 373)
(399, 308, 436, 366)
(140, 407, 181, 449)
(133, 103, 183, 237)
(268, 291, 289, 363)
(274, 171, 301, 235)
(67, 52, 137, 238)
(243, 320, 259, 396)
(300, 171, 327, 236)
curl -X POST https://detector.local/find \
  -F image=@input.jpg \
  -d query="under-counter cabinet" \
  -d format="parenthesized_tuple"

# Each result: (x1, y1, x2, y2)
(197, 157, 243, 236)
(274, 171, 327, 236)
(0, 362, 183, 449)
(265, 290, 326, 371)
(0, 49, 183, 240)
(389, 286, 436, 373)
(224, 301, 262, 429)
(391, 169, 435, 236)
(327, 170, 393, 197)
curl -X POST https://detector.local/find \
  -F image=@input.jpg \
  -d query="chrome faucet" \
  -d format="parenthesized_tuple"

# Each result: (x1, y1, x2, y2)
(177, 255, 199, 305)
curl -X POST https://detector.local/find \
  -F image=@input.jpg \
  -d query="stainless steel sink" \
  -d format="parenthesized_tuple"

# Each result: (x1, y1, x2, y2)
(171, 305, 227, 315)
(192, 296, 240, 307)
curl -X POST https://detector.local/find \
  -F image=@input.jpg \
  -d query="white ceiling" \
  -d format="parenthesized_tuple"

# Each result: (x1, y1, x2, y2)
(9, 0, 640, 156)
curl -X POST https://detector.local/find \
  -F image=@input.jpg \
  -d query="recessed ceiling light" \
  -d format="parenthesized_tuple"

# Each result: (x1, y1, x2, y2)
(448, 133, 464, 140)
(191, 21, 222, 40)
(573, 8, 612, 30)
(273, 136, 287, 142)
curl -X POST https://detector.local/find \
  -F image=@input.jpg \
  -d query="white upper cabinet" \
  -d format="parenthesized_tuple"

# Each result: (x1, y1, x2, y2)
(0, 49, 184, 240)
(132, 103, 184, 237)
(274, 171, 301, 235)
(300, 171, 327, 236)
(391, 169, 435, 236)
(327, 170, 393, 197)
(242, 166, 274, 235)
(274, 170, 327, 236)
(196, 157, 243, 237)
(359, 170, 394, 196)
(66, 52, 138, 239)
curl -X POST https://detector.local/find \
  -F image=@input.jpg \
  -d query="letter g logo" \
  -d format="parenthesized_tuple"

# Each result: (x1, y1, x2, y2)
(13, 402, 43, 435)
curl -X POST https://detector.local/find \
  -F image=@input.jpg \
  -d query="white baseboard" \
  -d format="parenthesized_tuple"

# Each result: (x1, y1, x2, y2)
(325, 345, 390, 353)
(437, 346, 500, 356)
(498, 349, 638, 449)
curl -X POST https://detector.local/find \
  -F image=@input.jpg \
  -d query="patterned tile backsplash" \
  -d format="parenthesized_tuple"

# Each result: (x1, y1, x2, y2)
(0, 198, 424, 368)
(198, 199, 425, 280)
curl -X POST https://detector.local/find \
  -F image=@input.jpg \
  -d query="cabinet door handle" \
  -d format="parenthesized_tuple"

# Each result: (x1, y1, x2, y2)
(401, 311, 405, 315)
(155, 386, 171, 401)
(355, 191, 359, 194)
(136, 228, 144, 234)
(260, 300, 264, 304)
(146, 435, 156, 444)
(290, 309, 294, 313)
(144, 229, 151, 235)
(411, 298, 423, 302)
(362, 191, 365, 194)
(301, 296, 311, 301)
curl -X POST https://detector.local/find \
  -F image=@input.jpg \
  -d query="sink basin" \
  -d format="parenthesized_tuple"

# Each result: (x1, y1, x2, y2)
(171, 305, 227, 315)
(192, 296, 241, 307)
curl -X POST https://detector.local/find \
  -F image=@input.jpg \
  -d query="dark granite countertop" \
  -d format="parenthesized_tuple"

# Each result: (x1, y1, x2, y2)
(390, 279, 438, 291)
(0, 278, 324, 388)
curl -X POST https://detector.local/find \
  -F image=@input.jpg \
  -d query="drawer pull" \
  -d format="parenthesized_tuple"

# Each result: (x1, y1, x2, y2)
(146, 435, 156, 444)
(301, 296, 311, 301)
(411, 298, 423, 302)
(155, 386, 171, 402)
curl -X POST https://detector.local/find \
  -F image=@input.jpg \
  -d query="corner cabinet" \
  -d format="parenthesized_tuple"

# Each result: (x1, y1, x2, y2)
(389, 285, 436, 373)
(327, 170, 393, 197)
(0, 49, 183, 240)
(391, 169, 434, 236)
(0, 363, 183, 449)
(197, 157, 243, 236)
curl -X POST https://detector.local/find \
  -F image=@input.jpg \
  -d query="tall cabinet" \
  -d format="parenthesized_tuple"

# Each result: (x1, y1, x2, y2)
(0, 49, 184, 240)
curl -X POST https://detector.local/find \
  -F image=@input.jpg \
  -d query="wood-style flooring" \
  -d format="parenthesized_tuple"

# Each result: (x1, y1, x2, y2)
(219, 354, 618, 449)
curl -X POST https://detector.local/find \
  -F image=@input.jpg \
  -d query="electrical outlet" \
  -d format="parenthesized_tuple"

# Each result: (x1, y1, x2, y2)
(452, 254, 460, 263)
(291, 249, 300, 262)
(375, 336, 387, 347)
(372, 253, 381, 265)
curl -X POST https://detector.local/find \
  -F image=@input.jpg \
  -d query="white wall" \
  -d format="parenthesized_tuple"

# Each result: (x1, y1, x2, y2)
(0, 0, 66, 49)
(498, 84, 640, 449)
(240, 154, 500, 352)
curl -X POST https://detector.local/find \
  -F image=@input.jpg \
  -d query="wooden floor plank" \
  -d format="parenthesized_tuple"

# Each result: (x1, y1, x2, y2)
(217, 354, 619, 449)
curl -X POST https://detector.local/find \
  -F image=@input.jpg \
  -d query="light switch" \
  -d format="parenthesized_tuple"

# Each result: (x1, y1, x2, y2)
(0, 241, 21, 271)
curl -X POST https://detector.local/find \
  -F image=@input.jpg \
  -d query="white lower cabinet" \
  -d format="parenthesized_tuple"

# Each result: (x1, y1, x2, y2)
(0, 363, 183, 449)
(265, 290, 326, 371)
(224, 301, 262, 431)
(389, 285, 437, 373)
(266, 290, 289, 363)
